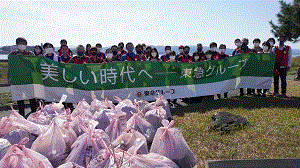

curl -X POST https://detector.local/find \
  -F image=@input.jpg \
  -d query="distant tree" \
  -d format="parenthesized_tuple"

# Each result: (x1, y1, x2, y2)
(270, 0, 300, 42)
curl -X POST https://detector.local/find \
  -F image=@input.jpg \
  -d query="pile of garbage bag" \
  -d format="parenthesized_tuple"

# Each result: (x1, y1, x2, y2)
(0, 94, 197, 168)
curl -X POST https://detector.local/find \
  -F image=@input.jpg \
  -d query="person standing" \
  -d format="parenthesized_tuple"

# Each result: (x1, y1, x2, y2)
(192, 43, 206, 62)
(85, 44, 92, 57)
(118, 42, 127, 56)
(267, 38, 276, 53)
(257, 41, 271, 97)
(8, 37, 37, 118)
(58, 39, 73, 57)
(34, 45, 43, 57)
(271, 36, 292, 98)
(148, 48, 160, 62)
(232, 39, 242, 56)
(43, 43, 61, 62)
(69, 45, 91, 64)
(217, 44, 229, 99)
(253, 38, 263, 53)
(121, 42, 140, 61)
(161, 46, 172, 62)
(59, 45, 72, 63)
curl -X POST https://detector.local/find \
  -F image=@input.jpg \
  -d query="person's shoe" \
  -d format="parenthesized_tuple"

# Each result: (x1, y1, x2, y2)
(281, 93, 288, 98)
(240, 93, 244, 97)
(271, 92, 280, 97)
(262, 93, 266, 97)
(257, 93, 262, 98)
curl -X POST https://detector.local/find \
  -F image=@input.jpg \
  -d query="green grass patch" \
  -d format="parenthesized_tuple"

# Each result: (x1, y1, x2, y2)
(289, 56, 300, 75)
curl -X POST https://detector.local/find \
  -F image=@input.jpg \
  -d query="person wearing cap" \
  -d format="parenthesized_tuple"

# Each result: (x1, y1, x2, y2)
(232, 39, 242, 56)
(271, 36, 292, 98)
(176, 45, 184, 60)
(253, 38, 263, 53)
(8, 37, 37, 118)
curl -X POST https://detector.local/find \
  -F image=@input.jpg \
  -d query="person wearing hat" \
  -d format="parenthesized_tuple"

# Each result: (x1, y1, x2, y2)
(176, 45, 184, 60)
(8, 37, 37, 118)
(271, 36, 292, 98)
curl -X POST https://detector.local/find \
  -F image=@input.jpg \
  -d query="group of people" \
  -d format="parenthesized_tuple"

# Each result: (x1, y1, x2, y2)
(9, 36, 293, 117)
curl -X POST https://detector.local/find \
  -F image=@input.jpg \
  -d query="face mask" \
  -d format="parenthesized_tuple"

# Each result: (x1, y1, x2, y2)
(220, 49, 226, 53)
(269, 42, 274, 46)
(117, 51, 121, 55)
(263, 46, 269, 51)
(112, 51, 118, 55)
(127, 47, 134, 52)
(97, 47, 102, 51)
(179, 49, 184, 53)
(106, 53, 113, 59)
(35, 48, 41, 53)
(151, 53, 157, 57)
(235, 42, 242, 47)
(137, 50, 142, 54)
(77, 51, 84, 56)
(45, 48, 54, 54)
(166, 50, 171, 54)
(170, 56, 176, 60)
(211, 47, 217, 52)
(91, 52, 97, 56)
(254, 43, 260, 47)
(184, 51, 189, 54)
(143, 47, 146, 51)
(18, 44, 26, 51)
(197, 48, 202, 52)
(194, 56, 199, 60)
(206, 55, 212, 60)
(241, 43, 247, 49)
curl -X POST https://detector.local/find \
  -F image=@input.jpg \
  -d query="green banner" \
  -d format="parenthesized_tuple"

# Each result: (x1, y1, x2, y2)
(8, 54, 275, 102)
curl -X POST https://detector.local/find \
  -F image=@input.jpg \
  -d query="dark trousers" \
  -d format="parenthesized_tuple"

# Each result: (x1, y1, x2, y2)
(17, 98, 38, 117)
(257, 89, 268, 94)
(240, 88, 253, 95)
(274, 67, 287, 94)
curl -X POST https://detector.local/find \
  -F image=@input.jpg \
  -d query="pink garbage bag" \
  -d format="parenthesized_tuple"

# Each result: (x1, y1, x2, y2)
(121, 152, 180, 168)
(127, 112, 155, 143)
(65, 125, 109, 167)
(105, 114, 127, 142)
(71, 99, 92, 119)
(0, 116, 19, 137)
(31, 117, 69, 167)
(3, 129, 38, 148)
(150, 120, 197, 168)
(133, 99, 149, 112)
(0, 138, 11, 161)
(90, 98, 115, 114)
(92, 109, 112, 131)
(57, 162, 84, 168)
(71, 115, 98, 136)
(145, 106, 167, 131)
(112, 129, 148, 155)
(115, 96, 140, 120)
(0, 137, 53, 168)
(143, 95, 172, 120)
(27, 110, 52, 125)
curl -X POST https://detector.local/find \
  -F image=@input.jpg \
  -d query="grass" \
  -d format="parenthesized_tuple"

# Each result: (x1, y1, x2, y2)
(171, 80, 300, 168)
(289, 56, 300, 75)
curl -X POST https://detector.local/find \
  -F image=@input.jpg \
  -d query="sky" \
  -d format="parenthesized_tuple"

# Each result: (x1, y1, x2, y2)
(1, 0, 299, 50)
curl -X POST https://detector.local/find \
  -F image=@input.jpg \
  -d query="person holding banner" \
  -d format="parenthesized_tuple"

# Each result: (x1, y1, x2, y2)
(8, 37, 37, 118)
(178, 46, 193, 63)
(272, 36, 292, 98)
(176, 45, 184, 60)
(69, 45, 92, 64)
(34, 45, 43, 57)
(267, 38, 276, 53)
(209, 42, 220, 60)
(217, 44, 229, 99)
(60, 45, 72, 63)
(145, 46, 152, 60)
(121, 42, 140, 61)
(43, 43, 61, 62)
(148, 48, 160, 62)
(232, 39, 242, 56)
(118, 42, 127, 56)
(96, 43, 106, 60)
(192, 43, 206, 62)
(110, 45, 121, 62)
(88, 47, 102, 63)
(253, 38, 263, 53)
(161, 46, 172, 62)
(58, 39, 73, 57)
(135, 44, 147, 61)
(257, 41, 271, 97)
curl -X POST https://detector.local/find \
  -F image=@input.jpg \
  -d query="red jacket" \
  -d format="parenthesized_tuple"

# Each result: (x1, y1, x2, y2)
(73, 56, 89, 64)
(274, 46, 290, 67)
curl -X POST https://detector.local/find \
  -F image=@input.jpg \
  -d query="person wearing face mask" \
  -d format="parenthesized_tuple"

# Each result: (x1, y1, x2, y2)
(58, 39, 73, 57)
(121, 42, 140, 61)
(96, 43, 106, 60)
(176, 45, 184, 60)
(252, 38, 263, 53)
(271, 36, 292, 98)
(267, 38, 276, 53)
(217, 44, 229, 99)
(59, 45, 72, 63)
(118, 42, 127, 56)
(34, 45, 43, 57)
(256, 41, 271, 97)
(161, 46, 172, 62)
(193, 43, 206, 62)
(43, 43, 61, 62)
(209, 42, 220, 60)
(232, 39, 242, 56)
(69, 45, 91, 64)
(88, 47, 102, 63)
(85, 44, 92, 57)
(178, 46, 193, 63)
(135, 44, 147, 61)
(8, 37, 36, 118)
(148, 48, 160, 62)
